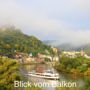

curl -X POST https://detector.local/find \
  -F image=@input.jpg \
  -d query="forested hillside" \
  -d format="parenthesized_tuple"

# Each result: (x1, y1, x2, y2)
(0, 26, 51, 57)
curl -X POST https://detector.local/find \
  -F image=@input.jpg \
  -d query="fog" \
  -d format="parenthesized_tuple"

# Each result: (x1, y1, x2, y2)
(0, 0, 90, 47)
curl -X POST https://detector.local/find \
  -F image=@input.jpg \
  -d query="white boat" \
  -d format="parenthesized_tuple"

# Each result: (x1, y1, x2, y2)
(26, 69, 59, 80)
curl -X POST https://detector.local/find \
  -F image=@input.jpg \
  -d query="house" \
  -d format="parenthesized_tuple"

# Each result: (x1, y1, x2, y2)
(51, 47, 58, 53)
(35, 57, 44, 63)
(84, 54, 90, 59)
(38, 53, 52, 61)
(52, 56, 59, 61)
(62, 50, 85, 58)
(25, 57, 35, 63)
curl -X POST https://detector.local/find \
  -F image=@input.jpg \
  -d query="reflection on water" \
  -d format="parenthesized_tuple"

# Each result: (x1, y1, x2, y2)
(23, 64, 90, 90)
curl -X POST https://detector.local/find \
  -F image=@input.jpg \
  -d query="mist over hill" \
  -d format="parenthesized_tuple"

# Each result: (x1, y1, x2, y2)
(44, 40, 90, 52)
(0, 26, 51, 57)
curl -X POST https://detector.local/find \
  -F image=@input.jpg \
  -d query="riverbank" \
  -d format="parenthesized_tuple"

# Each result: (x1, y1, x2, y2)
(54, 57, 90, 77)
(21, 63, 90, 90)
(0, 56, 42, 90)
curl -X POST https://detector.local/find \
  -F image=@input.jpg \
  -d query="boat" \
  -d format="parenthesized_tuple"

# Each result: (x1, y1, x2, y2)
(26, 69, 59, 80)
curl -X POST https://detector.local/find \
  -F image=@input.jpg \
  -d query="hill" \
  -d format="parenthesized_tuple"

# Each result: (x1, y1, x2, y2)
(44, 40, 90, 52)
(0, 26, 51, 57)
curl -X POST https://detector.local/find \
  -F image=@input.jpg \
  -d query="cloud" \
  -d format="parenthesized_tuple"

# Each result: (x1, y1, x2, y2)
(0, 0, 90, 46)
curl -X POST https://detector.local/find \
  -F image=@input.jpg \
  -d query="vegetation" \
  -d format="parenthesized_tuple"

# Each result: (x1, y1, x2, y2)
(55, 56, 90, 76)
(0, 26, 51, 90)
(26, 86, 41, 90)
(0, 26, 51, 57)
(84, 47, 90, 53)
(0, 56, 22, 90)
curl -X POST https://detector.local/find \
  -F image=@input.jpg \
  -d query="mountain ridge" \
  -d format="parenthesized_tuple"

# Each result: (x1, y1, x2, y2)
(43, 40, 90, 52)
(0, 26, 51, 57)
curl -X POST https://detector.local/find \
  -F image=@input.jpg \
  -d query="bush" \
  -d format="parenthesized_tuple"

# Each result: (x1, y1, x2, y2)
(0, 57, 22, 90)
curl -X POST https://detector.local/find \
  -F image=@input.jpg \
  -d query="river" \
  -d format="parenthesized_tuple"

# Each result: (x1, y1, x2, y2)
(21, 64, 90, 90)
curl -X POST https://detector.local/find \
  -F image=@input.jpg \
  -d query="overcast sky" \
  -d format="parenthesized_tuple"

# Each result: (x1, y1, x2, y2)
(0, 0, 90, 45)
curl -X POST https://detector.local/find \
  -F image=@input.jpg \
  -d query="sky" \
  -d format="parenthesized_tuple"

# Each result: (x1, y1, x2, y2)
(0, 0, 90, 46)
